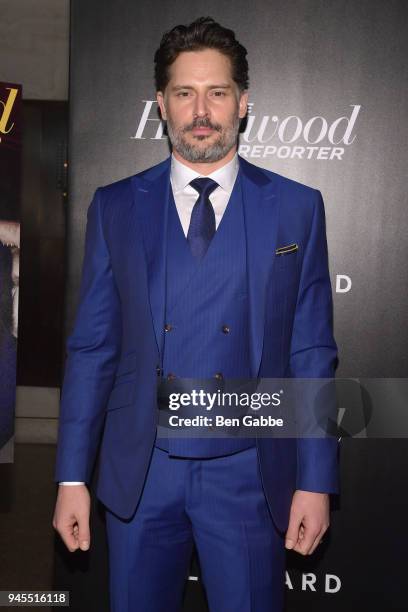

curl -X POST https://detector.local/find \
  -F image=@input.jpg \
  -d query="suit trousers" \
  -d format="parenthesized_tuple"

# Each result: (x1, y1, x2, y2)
(105, 444, 286, 612)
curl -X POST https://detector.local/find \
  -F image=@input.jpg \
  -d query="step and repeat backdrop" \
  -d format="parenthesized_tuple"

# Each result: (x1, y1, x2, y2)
(54, 1, 408, 610)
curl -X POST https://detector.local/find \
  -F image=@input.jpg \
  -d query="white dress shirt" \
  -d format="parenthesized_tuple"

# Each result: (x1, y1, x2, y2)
(170, 151, 239, 236)
(59, 152, 239, 486)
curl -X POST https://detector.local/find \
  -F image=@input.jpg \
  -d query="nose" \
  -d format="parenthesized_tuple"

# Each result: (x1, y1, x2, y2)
(193, 91, 209, 118)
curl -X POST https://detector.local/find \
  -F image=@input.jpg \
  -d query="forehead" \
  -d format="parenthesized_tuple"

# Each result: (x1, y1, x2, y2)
(168, 49, 234, 84)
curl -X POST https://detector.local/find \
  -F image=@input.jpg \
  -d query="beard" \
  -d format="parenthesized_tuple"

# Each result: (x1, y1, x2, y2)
(166, 114, 240, 163)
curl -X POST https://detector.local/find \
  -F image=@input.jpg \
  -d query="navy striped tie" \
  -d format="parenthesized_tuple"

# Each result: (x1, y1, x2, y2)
(187, 178, 218, 258)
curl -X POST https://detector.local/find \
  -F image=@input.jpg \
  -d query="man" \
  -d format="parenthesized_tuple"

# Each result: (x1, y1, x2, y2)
(53, 16, 339, 612)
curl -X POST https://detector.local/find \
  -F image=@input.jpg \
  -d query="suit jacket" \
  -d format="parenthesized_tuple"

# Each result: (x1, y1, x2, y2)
(55, 155, 339, 533)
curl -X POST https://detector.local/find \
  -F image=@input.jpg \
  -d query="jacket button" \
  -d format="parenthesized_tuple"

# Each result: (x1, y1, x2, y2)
(156, 366, 163, 377)
(164, 323, 173, 332)
(167, 372, 176, 381)
(214, 372, 223, 380)
(221, 325, 230, 334)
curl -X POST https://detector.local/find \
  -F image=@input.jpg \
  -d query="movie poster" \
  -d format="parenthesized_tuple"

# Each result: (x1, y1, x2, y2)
(0, 83, 22, 462)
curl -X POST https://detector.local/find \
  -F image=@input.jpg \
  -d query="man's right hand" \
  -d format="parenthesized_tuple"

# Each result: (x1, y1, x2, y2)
(52, 484, 91, 552)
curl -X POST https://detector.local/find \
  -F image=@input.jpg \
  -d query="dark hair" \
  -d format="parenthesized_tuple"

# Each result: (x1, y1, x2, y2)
(154, 17, 249, 93)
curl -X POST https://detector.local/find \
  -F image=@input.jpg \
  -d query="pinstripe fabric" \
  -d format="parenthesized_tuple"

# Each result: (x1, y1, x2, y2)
(155, 175, 256, 457)
(56, 155, 339, 537)
(106, 445, 285, 612)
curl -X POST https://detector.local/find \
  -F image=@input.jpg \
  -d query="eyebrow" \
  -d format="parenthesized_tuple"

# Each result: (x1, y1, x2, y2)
(171, 84, 232, 91)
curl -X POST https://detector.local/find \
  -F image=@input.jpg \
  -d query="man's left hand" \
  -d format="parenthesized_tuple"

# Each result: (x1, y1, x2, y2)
(285, 490, 330, 555)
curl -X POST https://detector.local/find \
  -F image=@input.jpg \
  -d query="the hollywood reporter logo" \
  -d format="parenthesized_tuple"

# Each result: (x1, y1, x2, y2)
(239, 103, 360, 160)
(131, 101, 361, 161)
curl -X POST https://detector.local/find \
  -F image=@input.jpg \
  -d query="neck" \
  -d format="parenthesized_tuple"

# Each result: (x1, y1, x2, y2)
(172, 146, 237, 175)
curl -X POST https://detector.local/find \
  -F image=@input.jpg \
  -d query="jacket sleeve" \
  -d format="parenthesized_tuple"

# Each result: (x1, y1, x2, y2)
(54, 188, 122, 483)
(289, 189, 340, 494)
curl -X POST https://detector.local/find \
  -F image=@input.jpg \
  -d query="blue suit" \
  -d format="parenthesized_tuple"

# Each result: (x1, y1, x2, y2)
(55, 155, 339, 610)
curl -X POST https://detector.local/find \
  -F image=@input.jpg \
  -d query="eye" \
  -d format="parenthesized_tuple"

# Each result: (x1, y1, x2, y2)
(176, 91, 190, 97)
(212, 90, 226, 97)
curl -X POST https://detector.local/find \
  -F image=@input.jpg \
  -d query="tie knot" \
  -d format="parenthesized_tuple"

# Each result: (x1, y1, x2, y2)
(189, 177, 219, 198)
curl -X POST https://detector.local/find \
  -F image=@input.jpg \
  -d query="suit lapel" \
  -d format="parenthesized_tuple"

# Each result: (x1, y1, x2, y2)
(240, 157, 280, 377)
(130, 158, 171, 359)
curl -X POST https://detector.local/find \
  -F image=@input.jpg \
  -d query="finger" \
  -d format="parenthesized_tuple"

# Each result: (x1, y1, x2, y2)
(308, 534, 323, 555)
(308, 525, 328, 555)
(77, 513, 91, 551)
(285, 514, 303, 550)
(59, 522, 80, 553)
(293, 525, 319, 555)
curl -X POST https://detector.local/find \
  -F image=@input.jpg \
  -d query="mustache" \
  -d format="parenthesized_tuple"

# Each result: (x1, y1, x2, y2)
(182, 118, 222, 133)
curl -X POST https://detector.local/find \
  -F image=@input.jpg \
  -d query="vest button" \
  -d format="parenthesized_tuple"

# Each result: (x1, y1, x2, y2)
(214, 372, 223, 380)
(164, 323, 173, 332)
(221, 325, 230, 334)
(167, 372, 176, 381)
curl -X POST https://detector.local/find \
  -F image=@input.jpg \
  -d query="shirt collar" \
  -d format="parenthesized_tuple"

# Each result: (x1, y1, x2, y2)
(170, 152, 239, 195)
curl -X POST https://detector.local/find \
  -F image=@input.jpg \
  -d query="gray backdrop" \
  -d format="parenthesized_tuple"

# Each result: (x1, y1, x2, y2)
(56, 1, 408, 610)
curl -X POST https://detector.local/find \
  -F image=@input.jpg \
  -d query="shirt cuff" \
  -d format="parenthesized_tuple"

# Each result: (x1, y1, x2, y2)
(59, 481, 85, 485)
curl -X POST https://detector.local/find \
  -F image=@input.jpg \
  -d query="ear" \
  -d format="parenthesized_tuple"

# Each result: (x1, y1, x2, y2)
(156, 91, 167, 120)
(238, 90, 249, 119)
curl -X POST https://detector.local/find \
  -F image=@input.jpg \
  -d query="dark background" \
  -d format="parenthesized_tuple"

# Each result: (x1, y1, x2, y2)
(54, 1, 408, 610)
